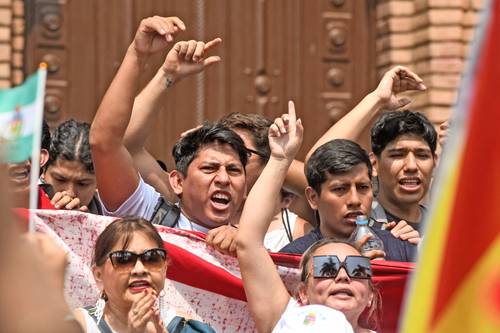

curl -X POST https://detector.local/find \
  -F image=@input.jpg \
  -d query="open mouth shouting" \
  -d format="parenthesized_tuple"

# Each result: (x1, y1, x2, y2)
(398, 177, 422, 192)
(210, 191, 232, 210)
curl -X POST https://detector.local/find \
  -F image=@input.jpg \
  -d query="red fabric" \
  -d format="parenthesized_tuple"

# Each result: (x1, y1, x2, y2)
(25, 210, 412, 332)
(432, 2, 500, 325)
(38, 187, 55, 209)
(165, 234, 413, 333)
(14, 188, 55, 231)
(165, 240, 247, 301)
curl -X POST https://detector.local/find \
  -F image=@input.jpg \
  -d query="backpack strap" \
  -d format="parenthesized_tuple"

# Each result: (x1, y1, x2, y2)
(167, 316, 186, 333)
(84, 306, 114, 333)
(370, 201, 389, 229)
(281, 208, 293, 242)
(166, 315, 216, 333)
(150, 196, 181, 227)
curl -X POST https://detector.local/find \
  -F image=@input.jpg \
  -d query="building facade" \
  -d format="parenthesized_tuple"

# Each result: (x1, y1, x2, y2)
(0, 0, 484, 162)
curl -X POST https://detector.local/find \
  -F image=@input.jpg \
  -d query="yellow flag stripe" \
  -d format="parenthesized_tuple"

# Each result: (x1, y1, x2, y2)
(433, 236, 500, 332)
(400, 152, 462, 332)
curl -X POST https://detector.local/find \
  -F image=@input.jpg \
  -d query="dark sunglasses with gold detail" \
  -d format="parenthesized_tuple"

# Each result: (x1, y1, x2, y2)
(108, 248, 167, 272)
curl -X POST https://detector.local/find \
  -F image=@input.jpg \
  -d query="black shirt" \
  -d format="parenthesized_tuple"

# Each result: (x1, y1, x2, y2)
(279, 227, 417, 262)
(382, 205, 426, 233)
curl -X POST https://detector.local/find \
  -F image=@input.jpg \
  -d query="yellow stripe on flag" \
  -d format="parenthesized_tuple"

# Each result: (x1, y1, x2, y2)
(400, 154, 462, 333)
(433, 236, 500, 332)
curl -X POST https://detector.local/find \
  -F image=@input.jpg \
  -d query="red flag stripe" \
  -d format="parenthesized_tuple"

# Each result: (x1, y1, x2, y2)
(432, 1, 500, 325)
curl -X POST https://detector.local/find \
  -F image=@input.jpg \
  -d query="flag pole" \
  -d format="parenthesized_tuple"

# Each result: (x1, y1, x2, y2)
(28, 63, 47, 233)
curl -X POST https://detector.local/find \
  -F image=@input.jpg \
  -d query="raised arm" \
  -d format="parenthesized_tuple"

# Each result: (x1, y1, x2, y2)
(283, 159, 316, 223)
(124, 39, 222, 202)
(89, 16, 185, 211)
(236, 101, 304, 333)
(305, 66, 426, 160)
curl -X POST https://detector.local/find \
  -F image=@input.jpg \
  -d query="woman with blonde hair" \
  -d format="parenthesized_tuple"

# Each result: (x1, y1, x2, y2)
(236, 102, 379, 333)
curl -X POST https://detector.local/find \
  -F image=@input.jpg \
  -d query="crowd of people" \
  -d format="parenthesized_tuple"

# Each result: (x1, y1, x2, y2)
(2, 15, 450, 333)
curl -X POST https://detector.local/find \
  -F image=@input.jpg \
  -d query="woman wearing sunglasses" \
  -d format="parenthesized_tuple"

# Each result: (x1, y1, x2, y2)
(236, 102, 378, 333)
(73, 217, 172, 332)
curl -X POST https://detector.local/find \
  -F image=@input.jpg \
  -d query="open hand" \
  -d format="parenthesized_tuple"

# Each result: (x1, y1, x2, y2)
(374, 66, 426, 110)
(162, 38, 222, 84)
(127, 289, 165, 333)
(132, 16, 186, 56)
(268, 101, 304, 161)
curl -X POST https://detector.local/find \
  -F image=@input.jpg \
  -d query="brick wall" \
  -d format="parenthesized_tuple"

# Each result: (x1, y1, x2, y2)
(0, 0, 23, 88)
(375, 0, 484, 125)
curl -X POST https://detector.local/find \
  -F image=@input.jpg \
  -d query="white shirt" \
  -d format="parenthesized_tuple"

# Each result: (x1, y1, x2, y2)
(272, 298, 354, 333)
(264, 210, 298, 252)
(100, 177, 209, 233)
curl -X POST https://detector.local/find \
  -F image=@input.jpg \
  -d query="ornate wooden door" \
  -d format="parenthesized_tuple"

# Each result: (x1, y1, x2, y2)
(25, 0, 376, 165)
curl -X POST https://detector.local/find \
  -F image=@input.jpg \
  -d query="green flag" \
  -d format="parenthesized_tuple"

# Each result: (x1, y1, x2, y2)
(0, 68, 46, 163)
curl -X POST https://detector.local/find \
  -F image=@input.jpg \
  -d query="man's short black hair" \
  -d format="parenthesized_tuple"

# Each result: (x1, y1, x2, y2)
(172, 122, 248, 176)
(306, 139, 372, 194)
(371, 110, 437, 157)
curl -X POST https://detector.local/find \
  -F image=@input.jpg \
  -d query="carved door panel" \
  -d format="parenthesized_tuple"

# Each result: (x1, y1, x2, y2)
(25, 0, 376, 165)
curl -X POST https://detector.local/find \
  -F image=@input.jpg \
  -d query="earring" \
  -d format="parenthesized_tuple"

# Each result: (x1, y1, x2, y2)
(158, 289, 166, 319)
(94, 291, 106, 323)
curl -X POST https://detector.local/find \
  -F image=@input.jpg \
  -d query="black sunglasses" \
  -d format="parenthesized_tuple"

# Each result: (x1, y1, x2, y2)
(312, 255, 372, 279)
(108, 248, 167, 271)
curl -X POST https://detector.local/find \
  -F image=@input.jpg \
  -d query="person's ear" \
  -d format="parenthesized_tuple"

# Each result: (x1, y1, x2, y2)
(367, 290, 375, 309)
(369, 152, 378, 177)
(433, 152, 438, 168)
(168, 170, 185, 196)
(92, 265, 104, 291)
(297, 282, 309, 305)
(305, 186, 319, 210)
(39, 149, 49, 169)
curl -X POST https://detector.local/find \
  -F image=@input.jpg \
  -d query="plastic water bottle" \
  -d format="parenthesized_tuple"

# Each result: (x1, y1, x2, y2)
(348, 215, 384, 254)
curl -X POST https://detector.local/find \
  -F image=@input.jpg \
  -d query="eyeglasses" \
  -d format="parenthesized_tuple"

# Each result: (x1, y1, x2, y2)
(108, 248, 167, 272)
(245, 147, 267, 159)
(312, 255, 372, 280)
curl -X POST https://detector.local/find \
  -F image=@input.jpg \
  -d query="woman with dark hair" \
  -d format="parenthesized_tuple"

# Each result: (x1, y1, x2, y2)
(74, 218, 170, 332)
(74, 217, 215, 333)
(236, 102, 379, 332)
(41, 119, 102, 214)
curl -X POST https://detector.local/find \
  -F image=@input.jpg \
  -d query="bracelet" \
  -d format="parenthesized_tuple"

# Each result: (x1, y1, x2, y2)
(229, 223, 238, 229)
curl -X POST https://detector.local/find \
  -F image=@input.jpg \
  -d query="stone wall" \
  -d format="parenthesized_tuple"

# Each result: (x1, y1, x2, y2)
(375, 0, 484, 125)
(0, 0, 24, 88)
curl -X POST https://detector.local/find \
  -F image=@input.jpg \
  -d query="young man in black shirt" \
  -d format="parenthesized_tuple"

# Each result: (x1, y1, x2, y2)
(280, 139, 417, 262)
